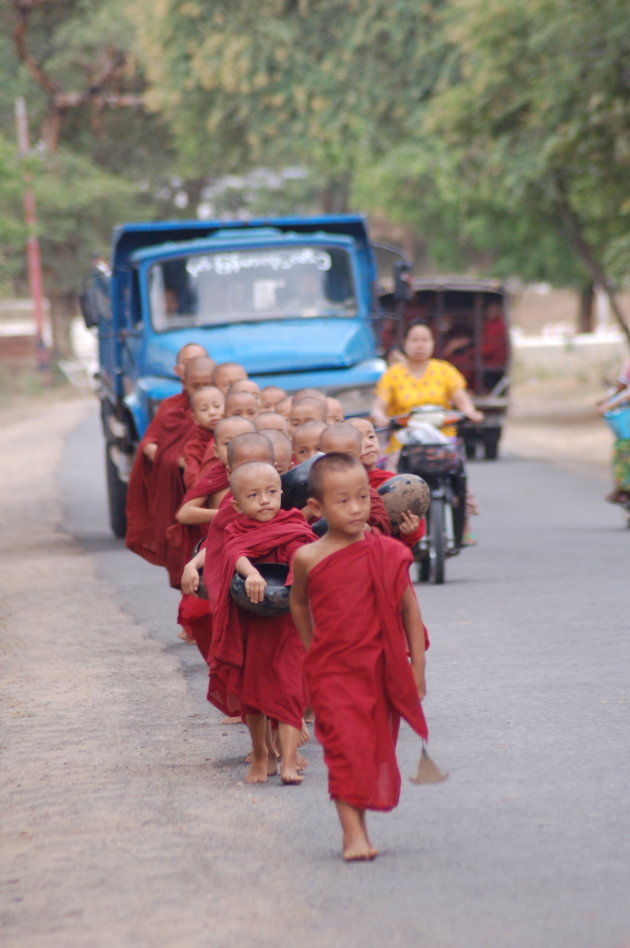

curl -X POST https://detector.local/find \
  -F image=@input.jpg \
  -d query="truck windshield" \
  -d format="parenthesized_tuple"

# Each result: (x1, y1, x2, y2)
(148, 244, 357, 331)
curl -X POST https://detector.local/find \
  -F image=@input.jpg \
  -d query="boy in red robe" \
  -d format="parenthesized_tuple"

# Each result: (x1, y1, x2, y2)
(349, 417, 425, 546)
(292, 420, 326, 463)
(178, 431, 275, 658)
(260, 385, 286, 411)
(124, 344, 211, 570)
(209, 461, 315, 785)
(317, 423, 391, 535)
(181, 385, 225, 490)
(290, 454, 428, 862)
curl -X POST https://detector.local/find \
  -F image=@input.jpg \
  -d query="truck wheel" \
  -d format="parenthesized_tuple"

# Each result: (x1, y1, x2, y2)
(483, 432, 500, 460)
(429, 497, 446, 585)
(105, 444, 128, 538)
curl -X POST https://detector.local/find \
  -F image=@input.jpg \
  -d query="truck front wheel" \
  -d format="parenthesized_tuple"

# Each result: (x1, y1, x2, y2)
(105, 444, 128, 538)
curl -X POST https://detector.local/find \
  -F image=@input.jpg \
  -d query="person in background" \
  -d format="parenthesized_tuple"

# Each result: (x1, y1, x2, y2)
(599, 358, 630, 505)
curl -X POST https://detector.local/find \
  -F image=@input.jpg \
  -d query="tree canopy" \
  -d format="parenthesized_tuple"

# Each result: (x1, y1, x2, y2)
(1, 0, 629, 343)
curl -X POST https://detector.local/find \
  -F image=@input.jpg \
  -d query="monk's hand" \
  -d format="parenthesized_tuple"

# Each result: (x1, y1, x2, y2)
(181, 562, 200, 595)
(412, 661, 427, 701)
(398, 509, 420, 535)
(245, 572, 267, 604)
(143, 442, 158, 462)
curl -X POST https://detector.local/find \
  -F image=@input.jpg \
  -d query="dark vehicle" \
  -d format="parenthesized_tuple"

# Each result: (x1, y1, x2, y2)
(380, 277, 511, 460)
(393, 407, 467, 584)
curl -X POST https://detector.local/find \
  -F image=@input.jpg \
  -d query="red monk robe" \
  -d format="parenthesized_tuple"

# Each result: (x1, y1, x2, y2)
(367, 469, 426, 546)
(208, 509, 316, 728)
(165, 457, 230, 588)
(125, 392, 196, 570)
(303, 531, 429, 812)
(177, 492, 236, 662)
(182, 425, 215, 490)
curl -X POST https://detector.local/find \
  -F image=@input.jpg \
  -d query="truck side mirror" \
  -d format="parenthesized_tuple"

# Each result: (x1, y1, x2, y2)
(393, 261, 413, 303)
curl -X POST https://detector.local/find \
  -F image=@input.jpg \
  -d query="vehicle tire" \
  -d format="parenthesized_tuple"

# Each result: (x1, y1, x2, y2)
(483, 431, 500, 460)
(429, 497, 446, 584)
(417, 554, 430, 583)
(464, 439, 477, 460)
(105, 444, 127, 538)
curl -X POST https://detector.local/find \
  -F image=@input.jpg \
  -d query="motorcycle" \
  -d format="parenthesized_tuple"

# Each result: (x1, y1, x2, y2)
(389, 406, 468, 584)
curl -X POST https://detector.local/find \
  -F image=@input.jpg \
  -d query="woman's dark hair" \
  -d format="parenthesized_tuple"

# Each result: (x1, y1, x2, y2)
(403, 320, 433, 341)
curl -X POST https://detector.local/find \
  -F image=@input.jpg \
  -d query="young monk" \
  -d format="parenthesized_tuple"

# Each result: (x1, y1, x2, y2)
(224, 390, 259, 422)
(178, 430, 274, 657)
(228, 378, 261, 400)
(326, 396, 345, 423)
(213, 361, 248, 395)
(258, 428, 292, 474)
(290, 454, 428, 861)
(209, 461, 315, 783)
(260, 385, 286, 411)
(349, 417, 425, 546)
(182, 385, 225, 489)
(293, 420, 327, 463)
(318, 423, 391, 535)
(125, 345, 211, 574)
(254, 411, 291, 436)
(176, 416, 255, 528)
(289, 396, 328, 430)
(275, 395, 293, 418)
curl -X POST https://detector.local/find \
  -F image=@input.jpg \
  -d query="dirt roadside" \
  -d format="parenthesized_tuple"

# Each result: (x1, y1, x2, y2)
(0, 395, 305, 945)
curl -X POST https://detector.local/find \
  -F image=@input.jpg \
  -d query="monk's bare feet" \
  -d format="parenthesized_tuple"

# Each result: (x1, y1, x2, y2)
(280, 764, 304, 785)
(296, 752, 308, 772)
(299, 720, 311, 746)
(267, 756, 278, 777)
(245, 756, 269, 783)
(342, 841, 378, 862)
(177, 629, 195, 644)
(223, 716, 241, 724)
(336, 801, 376, 861)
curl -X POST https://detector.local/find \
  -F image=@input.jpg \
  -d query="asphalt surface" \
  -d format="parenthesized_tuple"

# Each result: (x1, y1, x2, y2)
(3, 400, 630, 947)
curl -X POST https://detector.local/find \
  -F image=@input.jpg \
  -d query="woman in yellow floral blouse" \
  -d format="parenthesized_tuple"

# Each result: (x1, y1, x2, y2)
(371, 322, 483, 442)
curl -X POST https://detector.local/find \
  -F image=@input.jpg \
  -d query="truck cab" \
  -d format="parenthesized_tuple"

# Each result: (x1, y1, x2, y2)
(81, 214, 386, 535)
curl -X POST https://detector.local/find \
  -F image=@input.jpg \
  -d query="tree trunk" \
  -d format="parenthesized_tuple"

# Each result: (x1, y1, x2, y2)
(552, 175, 630, 346)
(578, 282, 594, 334)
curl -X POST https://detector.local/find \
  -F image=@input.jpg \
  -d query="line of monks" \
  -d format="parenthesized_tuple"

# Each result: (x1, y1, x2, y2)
(124, 342, 431, 861)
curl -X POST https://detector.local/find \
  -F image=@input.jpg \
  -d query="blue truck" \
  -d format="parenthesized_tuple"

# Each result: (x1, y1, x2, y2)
(81, 214, 394, 536)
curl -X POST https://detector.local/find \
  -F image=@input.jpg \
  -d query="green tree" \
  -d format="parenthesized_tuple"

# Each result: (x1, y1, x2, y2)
(423, 0, 630, 337)
(0, 0, 179, 355)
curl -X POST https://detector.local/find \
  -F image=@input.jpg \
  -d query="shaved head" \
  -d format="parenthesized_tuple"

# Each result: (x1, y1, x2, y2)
(318, 422, 362, 459)
(227, 431, 274, 469)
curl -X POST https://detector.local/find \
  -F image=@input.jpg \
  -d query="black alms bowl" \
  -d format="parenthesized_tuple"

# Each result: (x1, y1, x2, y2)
(229, 562, 290, 618)
(280, 452, 324, 510)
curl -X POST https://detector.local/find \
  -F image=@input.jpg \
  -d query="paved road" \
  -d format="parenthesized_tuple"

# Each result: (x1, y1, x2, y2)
(2, 401, 629, 947)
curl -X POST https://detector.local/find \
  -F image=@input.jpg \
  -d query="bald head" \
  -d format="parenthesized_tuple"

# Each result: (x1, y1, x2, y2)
(224, 390, 259, 421)
(254, 411, 290, 435)
(258, 428, 292, 474)
(290, 396, 327, 429)
(319, 422, 362, 459)
(212, 362, 248, 395)
(183, 356, 218, 395)
(175, 344, 210, 381)
(227, 431, 274, 469)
